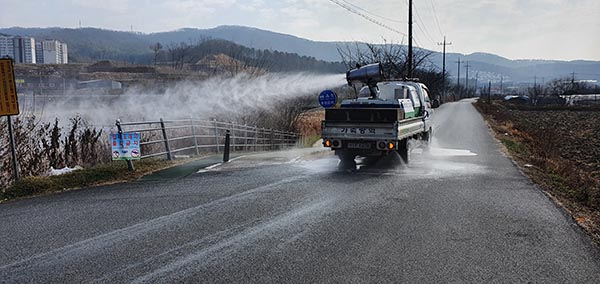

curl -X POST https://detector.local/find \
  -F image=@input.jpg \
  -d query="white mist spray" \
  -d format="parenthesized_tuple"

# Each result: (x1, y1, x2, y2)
(41, 72, 345, 126)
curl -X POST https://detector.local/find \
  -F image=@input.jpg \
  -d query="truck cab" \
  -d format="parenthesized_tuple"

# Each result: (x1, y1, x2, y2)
(354, 81, 433, 120)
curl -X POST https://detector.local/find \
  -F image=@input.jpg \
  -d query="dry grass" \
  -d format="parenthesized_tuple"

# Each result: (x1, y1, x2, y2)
(1, 116, 110, 189)
(296, 110, 324, 146)
(296, 110, 324, 137)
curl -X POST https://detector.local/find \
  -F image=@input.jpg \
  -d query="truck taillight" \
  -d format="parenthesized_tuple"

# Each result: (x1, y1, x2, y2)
(388, 142, 395, 150)
(324, 140, 332, 147)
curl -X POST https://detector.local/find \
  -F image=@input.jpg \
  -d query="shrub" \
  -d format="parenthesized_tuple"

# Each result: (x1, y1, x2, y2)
(1, 116, 110, 189)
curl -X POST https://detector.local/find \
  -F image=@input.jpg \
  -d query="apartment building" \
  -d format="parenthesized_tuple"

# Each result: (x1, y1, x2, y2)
(0, 35, 67, 64)
(0, 36, 15, 59)
(13, 36, 36, 64)
(40, 39, 68, 64)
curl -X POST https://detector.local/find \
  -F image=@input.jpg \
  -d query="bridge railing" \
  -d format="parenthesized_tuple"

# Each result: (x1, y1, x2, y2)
(115, 118, 301, 160)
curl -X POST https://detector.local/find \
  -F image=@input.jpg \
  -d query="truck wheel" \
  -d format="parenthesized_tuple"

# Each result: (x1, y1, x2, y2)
(422, 127, 432, 152)
(398, 139, 410, 163)
(422, 127, 432, 143)
(337, 151, 356, 169)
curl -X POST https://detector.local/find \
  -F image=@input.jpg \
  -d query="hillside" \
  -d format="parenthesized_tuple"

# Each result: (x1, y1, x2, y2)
(2, 25, 600, 83)
(156, 39, 345, 74)
(1, 27, 150, 63)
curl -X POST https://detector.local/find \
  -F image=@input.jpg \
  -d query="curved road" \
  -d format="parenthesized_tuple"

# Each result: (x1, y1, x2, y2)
(1, 99, 599, 283)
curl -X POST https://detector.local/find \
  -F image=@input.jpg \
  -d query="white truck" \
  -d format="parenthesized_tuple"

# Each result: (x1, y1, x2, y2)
(321, 63, 433, 166)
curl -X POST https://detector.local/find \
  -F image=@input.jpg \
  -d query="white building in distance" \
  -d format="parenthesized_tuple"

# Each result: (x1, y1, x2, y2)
(40, 39, 68, 64)
(0, 36, 13, 59)
(0, 35, 67, 64)
(35, 42, 43, 63)
(13, 36, 36, 64)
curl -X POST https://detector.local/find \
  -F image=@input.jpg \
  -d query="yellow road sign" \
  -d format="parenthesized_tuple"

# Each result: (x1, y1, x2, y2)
(0, 58, 19, 116)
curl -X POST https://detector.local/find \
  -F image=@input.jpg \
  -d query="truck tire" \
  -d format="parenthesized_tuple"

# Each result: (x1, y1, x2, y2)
(337, 150, 356, 169)
(398, 138, 410, 163)
(422, 127, 432, 143)
(422, 127, 432, 152)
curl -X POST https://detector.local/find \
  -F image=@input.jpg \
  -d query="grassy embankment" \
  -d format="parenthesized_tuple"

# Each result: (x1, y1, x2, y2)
(1, 110, 324, 203)
(1, 159, 175, 203)
(475, 100, 600, 245)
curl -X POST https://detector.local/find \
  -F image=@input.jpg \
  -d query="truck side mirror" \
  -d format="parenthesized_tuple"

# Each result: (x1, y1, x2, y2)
(432, 99, 440, 108)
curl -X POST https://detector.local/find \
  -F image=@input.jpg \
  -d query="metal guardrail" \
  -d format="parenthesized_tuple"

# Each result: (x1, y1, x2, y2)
(115, 118, 301, 161)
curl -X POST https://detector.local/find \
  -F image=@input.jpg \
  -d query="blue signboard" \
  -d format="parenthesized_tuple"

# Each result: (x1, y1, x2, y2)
(110, 132, 141, 160)
(319, 90, 338, 108)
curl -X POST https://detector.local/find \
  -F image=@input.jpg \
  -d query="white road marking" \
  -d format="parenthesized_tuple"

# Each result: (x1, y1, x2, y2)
(197, 156, 247, 173)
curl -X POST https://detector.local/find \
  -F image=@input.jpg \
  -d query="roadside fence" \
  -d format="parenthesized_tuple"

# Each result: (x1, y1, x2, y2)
(115, 118, 302, 162)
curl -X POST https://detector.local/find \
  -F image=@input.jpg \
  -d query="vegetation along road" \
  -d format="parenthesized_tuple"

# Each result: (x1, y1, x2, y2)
(0, 99, 599, 283)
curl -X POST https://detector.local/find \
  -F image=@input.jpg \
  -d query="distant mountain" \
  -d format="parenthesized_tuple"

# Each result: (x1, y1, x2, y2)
(1, 25, 599, 83)
(1, 27, 150, 62)
(147, 26, 346, 63)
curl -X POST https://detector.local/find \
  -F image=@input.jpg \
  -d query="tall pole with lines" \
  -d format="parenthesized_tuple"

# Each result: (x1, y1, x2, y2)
(455, 58, 462, 101)
(438, 36, 451, 101)
(464, 61, 470, 97)
(407, 0, 413, 78)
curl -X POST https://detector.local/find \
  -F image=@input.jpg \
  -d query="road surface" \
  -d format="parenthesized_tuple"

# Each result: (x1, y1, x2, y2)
(1, 99, 599, 283)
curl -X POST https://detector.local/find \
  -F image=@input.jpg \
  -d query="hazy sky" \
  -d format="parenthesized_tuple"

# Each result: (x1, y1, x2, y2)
(1, 0, 599, 61)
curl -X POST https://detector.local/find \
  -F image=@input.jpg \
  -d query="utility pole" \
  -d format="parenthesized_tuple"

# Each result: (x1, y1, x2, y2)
(464, 61, 470, 97)
(571, 72, 576, 91)
(438, 36, 452, 102)
(488, 81, 492, 103)
(455, 58, 462, 101)
(407, 0, 413, 78)
(7, 117, 20, 182)
(533, 76, 538, 105)
(475, 72, 479, 96)
(500, 76, 503, 95)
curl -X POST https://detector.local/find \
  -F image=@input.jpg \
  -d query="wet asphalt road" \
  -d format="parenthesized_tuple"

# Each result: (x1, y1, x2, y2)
(1, 99, 599, 283)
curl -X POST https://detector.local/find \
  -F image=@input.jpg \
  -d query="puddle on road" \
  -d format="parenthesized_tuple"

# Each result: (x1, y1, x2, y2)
(295, 147, 486, 179)
(198, 145, 484, 179)
(196, 148, 331, 173)
(427, 147, 477, 157)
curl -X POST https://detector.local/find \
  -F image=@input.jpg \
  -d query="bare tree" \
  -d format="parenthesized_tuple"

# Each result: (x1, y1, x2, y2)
(337, 40, 432, 79)
(337, 40, 449, 101)
(164, 42, 191, 70)
(527, 84, 547, 105)
(167, 43, 177, 69)
(239, 94, 314, 132)
(176, 42, 190, 70)
(149, 42, 163, 65)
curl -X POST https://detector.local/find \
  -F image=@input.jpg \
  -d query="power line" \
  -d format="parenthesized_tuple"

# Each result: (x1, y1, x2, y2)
(340, 0, 406, 24)
(428, 0, 444, 37)
(413, 20, 436, 45)
(327, 0, 407, 36)
(412, 2, 437, 45)
(408, 0, 413, 77)
(412, 35, 425, 49)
